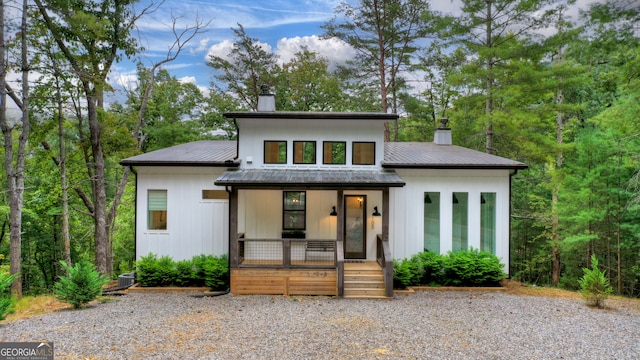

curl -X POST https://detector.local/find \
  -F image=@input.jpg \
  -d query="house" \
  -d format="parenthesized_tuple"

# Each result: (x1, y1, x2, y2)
(120, 88, 527, 298)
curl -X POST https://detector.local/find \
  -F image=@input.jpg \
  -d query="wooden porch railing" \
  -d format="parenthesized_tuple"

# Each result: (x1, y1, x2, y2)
(376, 234, 394, 298)
(237, 236, 336, 269)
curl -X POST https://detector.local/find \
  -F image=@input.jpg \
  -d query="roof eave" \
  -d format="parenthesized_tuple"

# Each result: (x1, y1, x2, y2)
(382, 163, 529, 170)
(119, 160, 241, 167)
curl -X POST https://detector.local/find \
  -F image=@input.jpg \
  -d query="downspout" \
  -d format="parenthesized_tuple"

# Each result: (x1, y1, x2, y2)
(130, 166, 138, 265)
(233, 117, 239, 160)
(508, 169, 519, 279)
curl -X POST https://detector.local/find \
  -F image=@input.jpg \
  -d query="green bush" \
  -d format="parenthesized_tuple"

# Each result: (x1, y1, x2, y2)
(443, 248, 505, 286)
(53, 260, 108, 309)
(0, 272, 18, 321)
(393, 258, 421, 288)
(578, 255, 613, 308)
(411, 251, 445, 285)
(136, 253, 229, 290)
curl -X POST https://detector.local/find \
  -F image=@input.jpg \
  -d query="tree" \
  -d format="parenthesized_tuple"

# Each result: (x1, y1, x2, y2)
(323, 0, 435, 140)
(207, 24, 279, 111)
(446, 0, 554, 154)
(1, 0, 31, 297)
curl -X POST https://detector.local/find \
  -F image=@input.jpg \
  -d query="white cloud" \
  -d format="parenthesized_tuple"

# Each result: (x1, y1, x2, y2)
(205, 39, 273, 63)
(276, 35, 356, 71)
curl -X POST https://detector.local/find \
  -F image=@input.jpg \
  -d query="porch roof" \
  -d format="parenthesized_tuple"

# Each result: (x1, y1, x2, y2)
(214, 169, 405, 188)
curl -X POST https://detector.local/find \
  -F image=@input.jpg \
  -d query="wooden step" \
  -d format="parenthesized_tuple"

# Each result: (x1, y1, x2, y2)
(342, 262, 390, 299)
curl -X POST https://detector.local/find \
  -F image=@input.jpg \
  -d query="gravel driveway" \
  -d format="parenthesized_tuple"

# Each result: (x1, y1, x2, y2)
(1, 290, 638, 359)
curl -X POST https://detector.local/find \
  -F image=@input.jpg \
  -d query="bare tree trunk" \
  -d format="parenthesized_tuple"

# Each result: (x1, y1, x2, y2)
(485, 0, 495, 155)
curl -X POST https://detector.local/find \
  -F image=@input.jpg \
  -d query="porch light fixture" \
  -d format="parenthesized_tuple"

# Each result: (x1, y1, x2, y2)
(330, 206, 337, 216)
(481, 195, 486, 204)
(453, 194, 459, 204)
(424, 194, 432, 204)
(372, 206, 381, 216)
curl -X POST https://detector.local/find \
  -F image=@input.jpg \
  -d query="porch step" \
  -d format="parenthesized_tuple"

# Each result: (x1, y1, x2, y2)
(343, 262, 390, 299)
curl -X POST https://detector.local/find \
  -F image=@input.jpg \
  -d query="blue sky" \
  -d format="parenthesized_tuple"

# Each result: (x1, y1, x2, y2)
(111, 0, 601, 97)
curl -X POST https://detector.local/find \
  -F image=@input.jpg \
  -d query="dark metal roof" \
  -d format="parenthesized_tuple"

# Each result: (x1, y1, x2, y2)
(224, 111, 398, 121)
(214, 169, 406, 188)
(120, 140, 238, 167)
(383, 142, 527, 170)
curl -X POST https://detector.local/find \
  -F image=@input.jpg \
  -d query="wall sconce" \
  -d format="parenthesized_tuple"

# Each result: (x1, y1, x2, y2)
(372, 206, 381, 216)
(481, 195, 486, 204)
(424, 194, 432, 204)
(330, 206, 337, 216)
(453, 194, 459, 204)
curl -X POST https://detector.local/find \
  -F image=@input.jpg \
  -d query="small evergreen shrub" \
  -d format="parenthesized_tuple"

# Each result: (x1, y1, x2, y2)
(0, 272, 18, 321)
(443, 248, 505, 286)
(136, 253, 229, 290)
(53, 260, 108, 309)
(411, 251, 445, 285)
(393, 258, 421, 288)
(578, 255, 613, 308)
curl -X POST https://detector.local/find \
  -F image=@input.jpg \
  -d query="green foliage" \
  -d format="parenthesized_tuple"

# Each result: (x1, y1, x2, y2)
(443, 249, 505, 287)
(0, 272, 18, 321)
(136, 253, 229, 290)
(394, 250, 504, 288)
(578, 255, 613, 308)
(53, 260, 108, 309)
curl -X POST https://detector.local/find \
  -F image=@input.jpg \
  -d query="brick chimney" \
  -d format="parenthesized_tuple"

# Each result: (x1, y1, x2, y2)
(257, 84, 275, 112)
(434, 118, 452, 145)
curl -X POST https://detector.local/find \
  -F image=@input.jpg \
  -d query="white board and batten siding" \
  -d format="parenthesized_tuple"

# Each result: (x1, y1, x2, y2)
(136, 166, 229, 261)
(391, 168, 511, 274)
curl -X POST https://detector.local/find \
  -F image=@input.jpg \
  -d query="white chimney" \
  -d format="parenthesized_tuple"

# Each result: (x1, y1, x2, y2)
(434, 118, 452, 145)
(257, 84, 275, 112)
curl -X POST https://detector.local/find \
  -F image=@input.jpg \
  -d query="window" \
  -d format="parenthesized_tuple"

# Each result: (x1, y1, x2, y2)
(480, 193, 496, 253)
(264, 141, 287, 164)
(452, 192, 468, 251)
(352, 142, 375, 165)
(293, 141, 316, 164)
(323, 141, 346, 164)
(283, 191, 306, 230)
(202, 190, 229, 200)
(423, 192, 440, 253)
(148, 190, 167, 230)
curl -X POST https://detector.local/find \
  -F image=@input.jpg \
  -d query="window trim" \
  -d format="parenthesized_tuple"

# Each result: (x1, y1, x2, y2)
(148, 189, 167, 230)
(293, 141, 317, 164)
(322, 141, 347, 165)
(352, 141, 376, 165)
(264, 140, 287, 164)
(283, 191, 306, 231)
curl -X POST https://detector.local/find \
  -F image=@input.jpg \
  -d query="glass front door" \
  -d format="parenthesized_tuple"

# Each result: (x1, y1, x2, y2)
(344, 195, 366, 259)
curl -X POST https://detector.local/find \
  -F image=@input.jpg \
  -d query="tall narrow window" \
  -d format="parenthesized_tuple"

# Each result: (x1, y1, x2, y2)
(452, 192, 468, 251)
(264, 141, 287, 164)
(283, 191, 306, 230)
(148, 190, 167, 230)
(352, 142, 375, 165)
(323, 141, 346, 164)
(293, 141, 316, 164)
(481, 193, 496, 253)
(423, 192, 440, 253)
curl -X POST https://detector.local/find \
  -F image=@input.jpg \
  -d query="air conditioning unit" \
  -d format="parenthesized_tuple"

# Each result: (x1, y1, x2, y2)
(117, 272, 136, 288)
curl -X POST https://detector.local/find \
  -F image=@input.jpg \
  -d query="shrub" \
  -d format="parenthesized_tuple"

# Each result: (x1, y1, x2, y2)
(442, 248, 505, 287)
(136, 253, 176, 287)
(578, 255, 613, 308)
(393, 258, 421, 288)
(174, 259, 196, 287)
(411, 251, 445, 285)
(203, 254, 229, 291)
(0, 272, 18, 321)
(53, 260, 108, 309)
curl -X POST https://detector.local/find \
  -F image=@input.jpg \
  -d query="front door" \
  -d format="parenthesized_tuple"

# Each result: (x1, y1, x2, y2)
(344, 195, 366, 259)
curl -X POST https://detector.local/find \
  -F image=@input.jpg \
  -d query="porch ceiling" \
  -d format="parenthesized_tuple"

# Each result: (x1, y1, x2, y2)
(214, 169, 405, 189)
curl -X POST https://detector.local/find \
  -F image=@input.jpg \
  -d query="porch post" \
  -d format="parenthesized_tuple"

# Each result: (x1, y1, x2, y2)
(382, 188, 393, 297)
(229, 187, 239, 268)
(337, 189, 345, 297)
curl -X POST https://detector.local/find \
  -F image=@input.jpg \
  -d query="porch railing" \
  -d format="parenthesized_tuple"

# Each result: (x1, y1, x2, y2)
(376, 234, 394, 298)
(237, 236, 336, 268)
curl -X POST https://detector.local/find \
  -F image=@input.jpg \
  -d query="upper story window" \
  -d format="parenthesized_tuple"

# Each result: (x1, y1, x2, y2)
(202, 190, 229, 200)
(264, 141, 287, 164)
(293, 141, 316, 164)
(352, 142, 375, 165)
(148, 190, 167, 230)
(323, 141, 346, 165)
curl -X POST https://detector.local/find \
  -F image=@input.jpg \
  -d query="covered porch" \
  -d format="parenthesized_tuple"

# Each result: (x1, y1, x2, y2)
(214, 169, 405, 298)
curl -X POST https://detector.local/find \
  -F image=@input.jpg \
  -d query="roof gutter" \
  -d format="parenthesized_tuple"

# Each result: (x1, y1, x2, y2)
(233, 117, 239, 161)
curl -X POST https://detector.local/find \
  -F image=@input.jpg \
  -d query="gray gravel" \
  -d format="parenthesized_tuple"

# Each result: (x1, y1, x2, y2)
(1, 291, 639, 359)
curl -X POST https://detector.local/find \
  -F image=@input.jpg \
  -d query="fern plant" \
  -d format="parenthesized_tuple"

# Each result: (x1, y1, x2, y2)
(54, 260, 108, 309)
(578, 255, 613, 308)
(0, 272, 18, 321)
